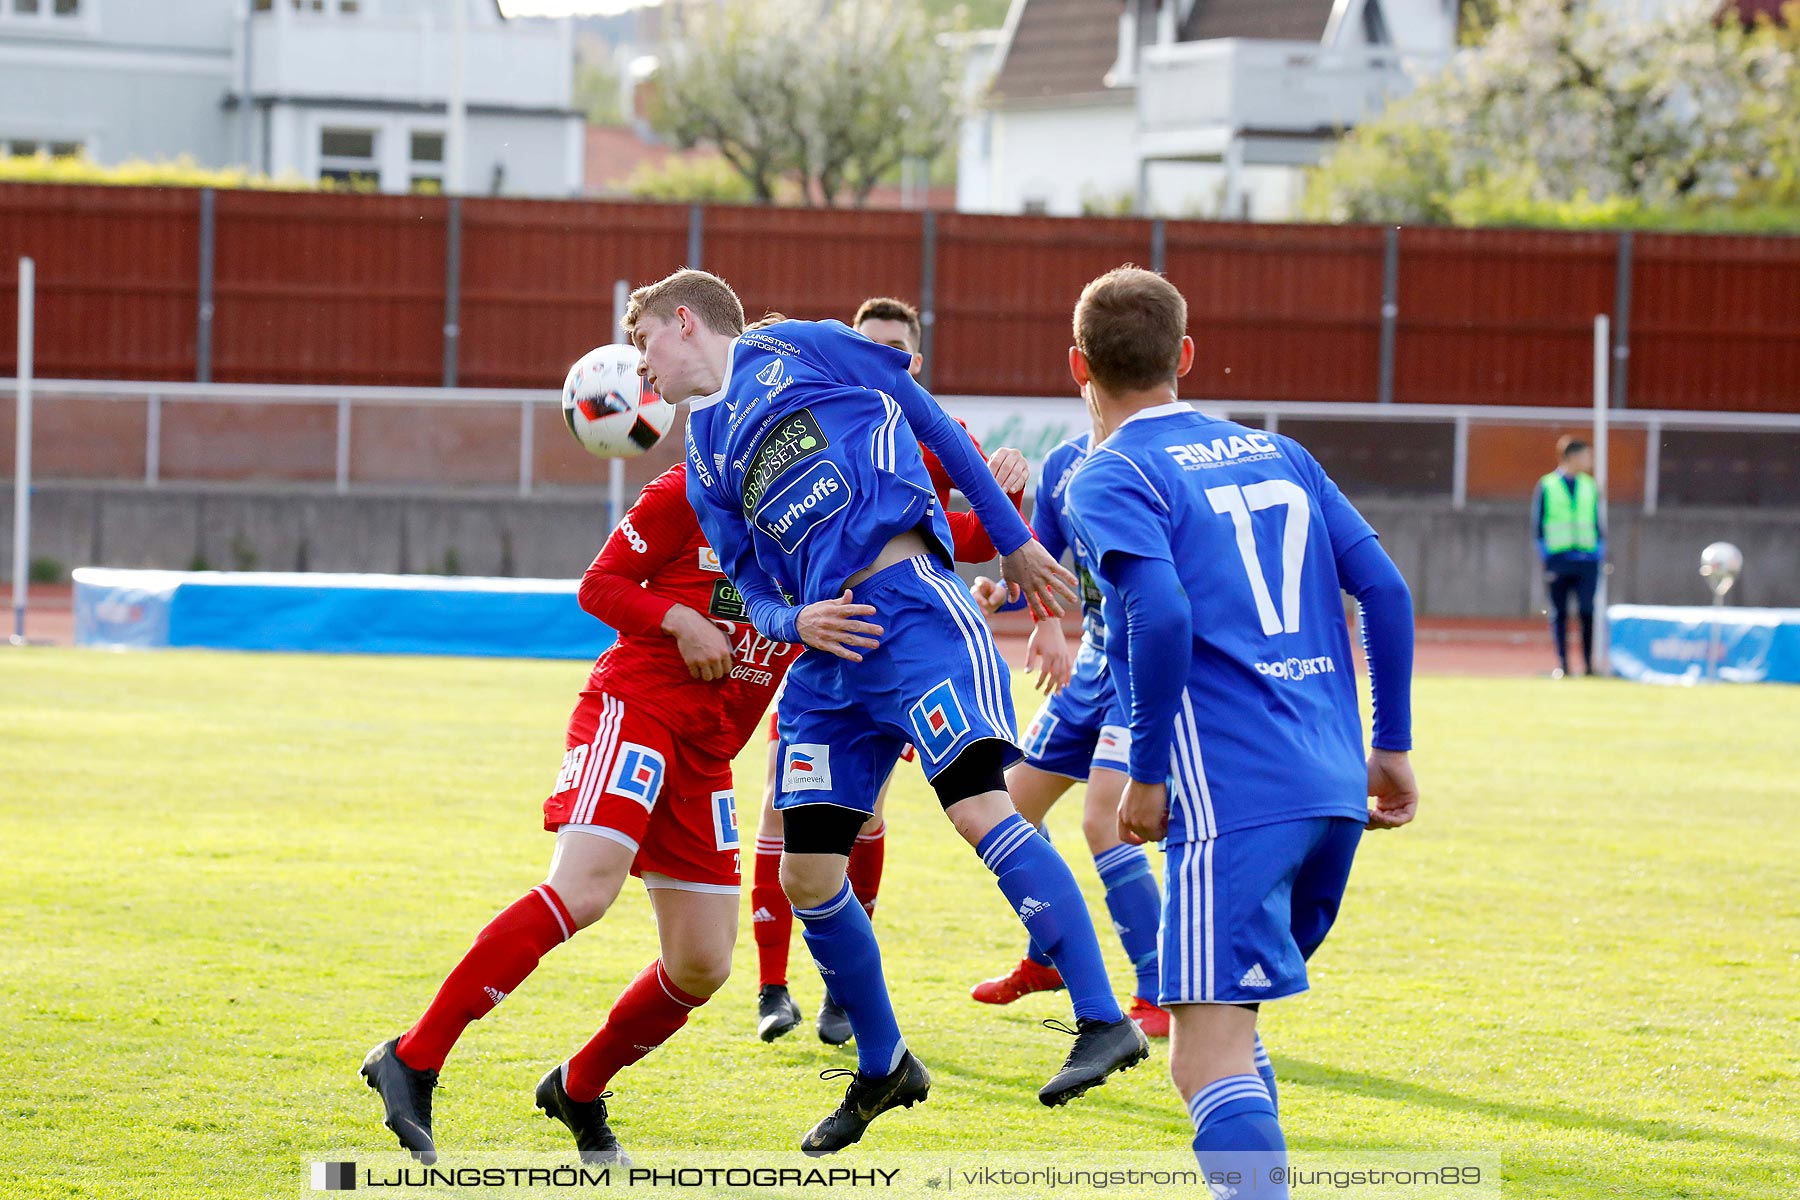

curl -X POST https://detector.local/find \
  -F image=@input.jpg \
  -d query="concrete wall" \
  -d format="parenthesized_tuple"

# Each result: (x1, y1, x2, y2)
(5, 485, 1798, 617)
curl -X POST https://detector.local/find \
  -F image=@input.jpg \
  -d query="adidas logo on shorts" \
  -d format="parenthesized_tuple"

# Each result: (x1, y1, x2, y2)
(1017, 896, 1050, 920)
(1238, 964, 1272, 990)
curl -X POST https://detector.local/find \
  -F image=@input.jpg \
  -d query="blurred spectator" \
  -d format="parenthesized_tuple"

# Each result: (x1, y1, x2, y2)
(1533, 436, 1604, 678)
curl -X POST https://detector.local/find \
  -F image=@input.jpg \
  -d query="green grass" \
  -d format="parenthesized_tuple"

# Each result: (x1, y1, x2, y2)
(1, 649, 1797, 1198)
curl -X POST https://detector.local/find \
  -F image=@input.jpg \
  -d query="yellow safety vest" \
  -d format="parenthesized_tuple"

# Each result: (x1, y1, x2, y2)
(1539, 472, 1598, 554)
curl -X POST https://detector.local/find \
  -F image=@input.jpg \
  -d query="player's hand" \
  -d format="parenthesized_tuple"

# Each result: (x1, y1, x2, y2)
(987, 446, 1029, 497)
(1001, 539, 1079, 622)
(797, 589, 884, 663)
(1365, 749, 1419, 830)
(661, 604, 734, 681)
(1024, 619, 1073, 694)
(1117, 779, 1169, 846)
(969, 575, 1007, 616)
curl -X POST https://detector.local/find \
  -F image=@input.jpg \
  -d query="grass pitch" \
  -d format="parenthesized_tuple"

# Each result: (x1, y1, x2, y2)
(1, 648, 1797, 1198)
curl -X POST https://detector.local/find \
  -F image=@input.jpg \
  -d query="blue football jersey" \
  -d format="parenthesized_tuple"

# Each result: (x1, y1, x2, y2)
(1034, 433, 1107, 652)
(685, 319, 1033, 642)
(1065, 403, 1377, 842)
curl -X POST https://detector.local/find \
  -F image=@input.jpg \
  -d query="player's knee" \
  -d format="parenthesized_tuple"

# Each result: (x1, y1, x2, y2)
(779, 858, 847, 911)
(662, 946, 732, 998)
(549, 869, 626, 930)
(1080, 805, 1119, 855)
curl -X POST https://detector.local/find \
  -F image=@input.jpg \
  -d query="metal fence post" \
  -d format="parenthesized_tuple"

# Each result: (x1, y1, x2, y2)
(1643, 417, 1661, 515)
(442, 196, 462, 388)
(687, 204, 705, 270)
(335, 398, 351, 494)
(196, 188, 216, 383)
(1611, 231, 1633, 409)
(145, 392, 161, 485)
(518, 399, 533, 497)
(1377, 225, 1399, 405)
(1150, 218, 1167, 275)
(919, 210, 938, 393)
(1451, 413, 1469, 510)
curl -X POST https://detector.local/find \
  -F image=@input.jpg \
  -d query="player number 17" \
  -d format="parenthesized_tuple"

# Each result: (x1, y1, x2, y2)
(1205, 480, 1310, 636)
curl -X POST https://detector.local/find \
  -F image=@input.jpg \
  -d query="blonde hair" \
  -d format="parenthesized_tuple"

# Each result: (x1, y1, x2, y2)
(624, 268, 746, 338)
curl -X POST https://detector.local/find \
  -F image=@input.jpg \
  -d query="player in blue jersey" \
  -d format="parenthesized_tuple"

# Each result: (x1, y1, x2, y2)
(623, 269, 1149, 1155)
(1061, 268, 1420, 1195)
(965, 426, 1170, 1039)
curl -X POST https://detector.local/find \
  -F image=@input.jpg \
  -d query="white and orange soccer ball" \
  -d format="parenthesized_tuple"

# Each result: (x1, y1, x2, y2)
(560, 344, 676, 459)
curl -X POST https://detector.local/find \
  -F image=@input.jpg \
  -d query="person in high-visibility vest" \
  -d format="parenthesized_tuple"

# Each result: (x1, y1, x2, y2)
(1532, 436, 1605, 677)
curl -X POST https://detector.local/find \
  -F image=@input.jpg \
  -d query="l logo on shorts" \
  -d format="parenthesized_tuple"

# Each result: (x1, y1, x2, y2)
(712, 789, 739, 851)
(606, 744, 666, 812)
(783, 744, 832, 792)
(908, 681, 971, 764)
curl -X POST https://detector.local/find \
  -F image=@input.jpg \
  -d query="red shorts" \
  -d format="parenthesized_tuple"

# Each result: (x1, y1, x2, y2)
(545, 691, 740, 891)
(767, 706, 915, 763)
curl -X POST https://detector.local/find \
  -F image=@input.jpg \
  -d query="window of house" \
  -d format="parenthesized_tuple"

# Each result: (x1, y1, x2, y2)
(290, 0, 325, 12)
(2, 139, 83, 158)
(408, 131, 444, 194)
(319, 127, 379, 188)
(5, 0, 84, 18)
(253, 0, 274, 10)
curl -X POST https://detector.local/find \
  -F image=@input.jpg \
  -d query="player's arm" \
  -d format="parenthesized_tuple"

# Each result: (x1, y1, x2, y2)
(684, 442, 882, 661)
(581, 471, 733, 681)
(1018, 452, 1073, 690)
(1297, 440, 1419, 830)
(1067, 452, 1184, 843)
(944, 442, 1028, 562)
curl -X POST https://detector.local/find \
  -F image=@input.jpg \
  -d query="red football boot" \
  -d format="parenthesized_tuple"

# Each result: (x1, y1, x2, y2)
(970, 958, 1065, 1005)
(1127, 996, 1170, 1039)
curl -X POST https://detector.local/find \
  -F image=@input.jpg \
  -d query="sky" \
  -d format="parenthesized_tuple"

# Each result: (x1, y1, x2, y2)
(497, 0, 658, 15)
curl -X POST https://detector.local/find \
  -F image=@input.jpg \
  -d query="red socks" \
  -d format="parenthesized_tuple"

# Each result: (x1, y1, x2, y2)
(751, 836, 791, 987)
(847, 821, 886, 918)
(752, 823, 882, 988)
(564, 959, 705, 1102)
(397, 884, 575, 1072)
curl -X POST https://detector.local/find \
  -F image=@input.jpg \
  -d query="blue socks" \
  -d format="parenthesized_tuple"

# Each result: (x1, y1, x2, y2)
(793, 880, 905, 1077)
(978, 815, 1122, 1024)
(1188, 1073, 1287, 1198)
(1093, 843, 1161, 1000)
(1254, 1032, 1278, 1114)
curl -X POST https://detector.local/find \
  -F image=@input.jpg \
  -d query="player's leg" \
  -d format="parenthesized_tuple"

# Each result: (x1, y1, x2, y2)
(1575, 561, 1600, 674)
(1081, 763, 1167, 1036)
(1547, 570, 1574, 675)
(937, 744, 1147, 1105)
(540, 760, 744, 1162)
(1169, 1003, 1286, 1198)
(969, 760, 1073, 1004)
(360, 695, 640, 1160)
(818, 780, 891, 1045)
(751, 716, 801, 1042)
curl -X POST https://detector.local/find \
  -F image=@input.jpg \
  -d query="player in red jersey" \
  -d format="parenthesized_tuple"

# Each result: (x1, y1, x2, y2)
(361, 462, 798, 1164)
(749, 296, 1033, 1045)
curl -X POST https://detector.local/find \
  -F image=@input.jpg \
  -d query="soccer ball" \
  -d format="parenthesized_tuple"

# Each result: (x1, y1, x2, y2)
(560, 344, 676, 459)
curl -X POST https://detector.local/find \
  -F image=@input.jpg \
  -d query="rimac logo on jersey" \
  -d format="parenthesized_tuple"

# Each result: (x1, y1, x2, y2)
(709, 579, 748, 620)
(606, 744, 666, 811)
(711, 789, 739, 851)
(756, 460, 850, 554)
(783, 744, 832, 792)
(908, 680, 971, 763)
(742, 408, 829, 516)
(1165, 432, 1280, 470)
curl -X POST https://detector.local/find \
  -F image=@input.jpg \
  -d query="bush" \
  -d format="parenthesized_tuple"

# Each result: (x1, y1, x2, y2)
(0, 152, 315, 191)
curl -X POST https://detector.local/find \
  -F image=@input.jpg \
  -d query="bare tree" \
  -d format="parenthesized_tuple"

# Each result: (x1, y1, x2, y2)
(651, 0, 961, 206)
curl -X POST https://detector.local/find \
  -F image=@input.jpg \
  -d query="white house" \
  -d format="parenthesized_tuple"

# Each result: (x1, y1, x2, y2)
(0, 0, 582, 197)
(959, 0, 1457, 220)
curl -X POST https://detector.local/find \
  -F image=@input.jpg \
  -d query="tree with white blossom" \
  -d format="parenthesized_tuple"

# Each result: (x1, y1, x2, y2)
(1305, 0, 1799, 226)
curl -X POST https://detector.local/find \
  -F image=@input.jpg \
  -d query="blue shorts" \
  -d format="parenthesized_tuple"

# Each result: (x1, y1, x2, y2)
(774, 555, 1020, 816)
(1159, 816, 1362, 1006)
(1019, 641, 1129, 782)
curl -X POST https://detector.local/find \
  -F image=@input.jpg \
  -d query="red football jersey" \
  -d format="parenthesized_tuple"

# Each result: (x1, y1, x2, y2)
(922, 421, 1026, 563)
(577, 463, 798, 762)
